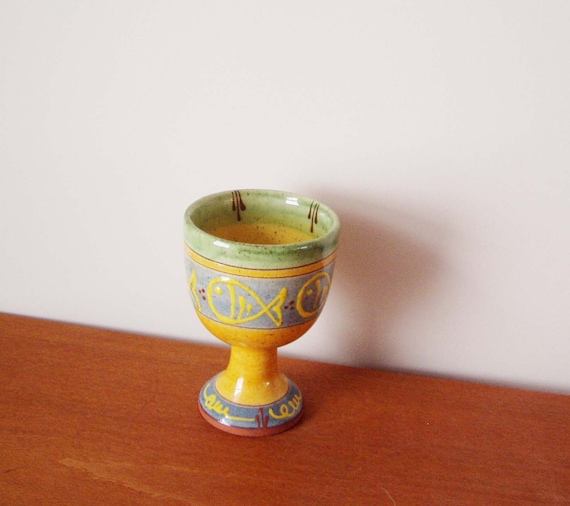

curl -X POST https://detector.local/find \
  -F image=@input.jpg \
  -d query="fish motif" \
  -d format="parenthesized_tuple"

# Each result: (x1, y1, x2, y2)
(188, 270, 201, 310)
(208, 278, 288, 327)
(296, 272, 331, 318)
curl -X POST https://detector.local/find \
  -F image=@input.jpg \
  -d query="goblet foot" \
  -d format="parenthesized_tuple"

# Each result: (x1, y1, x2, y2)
(198, 374, 304, 437)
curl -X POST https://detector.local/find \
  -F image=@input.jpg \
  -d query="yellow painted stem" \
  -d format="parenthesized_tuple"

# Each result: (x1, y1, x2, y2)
(215, 345, 289, 406)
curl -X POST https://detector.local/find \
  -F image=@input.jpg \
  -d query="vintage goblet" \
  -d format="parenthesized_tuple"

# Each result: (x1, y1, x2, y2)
(183, 189, 340, 436)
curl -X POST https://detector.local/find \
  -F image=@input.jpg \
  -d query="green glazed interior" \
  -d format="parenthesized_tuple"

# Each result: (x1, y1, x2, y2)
(184, 189, 340, 269)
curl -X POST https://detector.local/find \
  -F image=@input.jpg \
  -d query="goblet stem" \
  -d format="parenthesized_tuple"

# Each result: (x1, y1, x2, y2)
(215, 345, 289, 406)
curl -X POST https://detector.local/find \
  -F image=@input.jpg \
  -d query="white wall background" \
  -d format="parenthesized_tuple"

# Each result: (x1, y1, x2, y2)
(1, 1, 569, 394)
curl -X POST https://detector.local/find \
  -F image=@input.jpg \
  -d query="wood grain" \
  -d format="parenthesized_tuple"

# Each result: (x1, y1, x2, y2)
(1, 313, 569, 505)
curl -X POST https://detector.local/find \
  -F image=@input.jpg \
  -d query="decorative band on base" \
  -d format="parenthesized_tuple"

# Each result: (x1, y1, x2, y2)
(198, 374, 304, 437)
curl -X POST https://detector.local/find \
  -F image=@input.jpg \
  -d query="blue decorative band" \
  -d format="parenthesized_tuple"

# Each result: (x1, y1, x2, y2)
(185, 255, 335, 329)
(198, 375, 303, 431)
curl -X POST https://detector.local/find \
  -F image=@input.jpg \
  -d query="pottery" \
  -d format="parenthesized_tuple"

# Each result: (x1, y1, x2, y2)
(183, 189, 340, 436)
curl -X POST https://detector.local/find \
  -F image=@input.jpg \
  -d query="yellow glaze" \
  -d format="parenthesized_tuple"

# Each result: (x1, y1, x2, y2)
(215, 346, 289, 406)
(196, 316, 316, 405)
(208, 223, 314, 245)
(196, 313, 317, 348)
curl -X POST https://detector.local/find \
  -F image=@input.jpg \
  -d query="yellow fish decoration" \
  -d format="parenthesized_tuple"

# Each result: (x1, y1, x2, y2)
(208, 277, 288, 327)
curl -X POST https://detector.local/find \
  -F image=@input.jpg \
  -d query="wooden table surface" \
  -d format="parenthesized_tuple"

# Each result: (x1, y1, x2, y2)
(1, 313, 568, 505)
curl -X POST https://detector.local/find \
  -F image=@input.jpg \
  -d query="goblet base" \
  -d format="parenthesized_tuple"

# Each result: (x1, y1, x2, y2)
(198, 373, 304, 437)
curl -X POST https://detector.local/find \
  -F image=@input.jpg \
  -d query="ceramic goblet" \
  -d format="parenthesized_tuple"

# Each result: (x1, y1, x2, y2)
(183, 189, 340, 436)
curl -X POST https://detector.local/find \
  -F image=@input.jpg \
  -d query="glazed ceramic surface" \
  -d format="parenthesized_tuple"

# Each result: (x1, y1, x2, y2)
(184, 189, 340, 436)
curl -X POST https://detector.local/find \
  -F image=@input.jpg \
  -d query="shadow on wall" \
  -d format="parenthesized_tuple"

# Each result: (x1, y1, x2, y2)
(313, 190, 444, 369)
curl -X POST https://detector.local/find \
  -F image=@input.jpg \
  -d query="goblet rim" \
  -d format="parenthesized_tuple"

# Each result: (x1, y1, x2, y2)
(184, 189, 340, 268)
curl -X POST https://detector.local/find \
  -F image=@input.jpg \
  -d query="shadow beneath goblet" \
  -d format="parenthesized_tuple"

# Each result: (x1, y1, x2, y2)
(304, 189, 445, 371)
